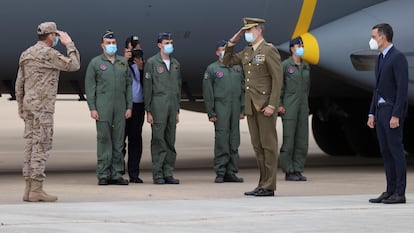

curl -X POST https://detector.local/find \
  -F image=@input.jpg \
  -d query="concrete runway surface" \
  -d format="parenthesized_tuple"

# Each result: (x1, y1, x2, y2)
(1, 96, 413, 233)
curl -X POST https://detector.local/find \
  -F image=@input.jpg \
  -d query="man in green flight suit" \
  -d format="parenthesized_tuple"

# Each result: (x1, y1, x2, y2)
(278, 37, 310, 181)
(223, 18, 283, 197)
(85, 30, 132, 186)
(203, 40, 245, 183)
(144, 33, 182, 185)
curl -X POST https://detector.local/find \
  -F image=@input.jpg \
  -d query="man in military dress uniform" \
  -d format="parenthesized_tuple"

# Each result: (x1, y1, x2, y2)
(144, 33, 182, 184)
(85, 30, 132, 186)
(223, 18, 283, 197)
(15, 22, 80, 202)
(203, 40, 245, 183)
(278, 37, 310, 181)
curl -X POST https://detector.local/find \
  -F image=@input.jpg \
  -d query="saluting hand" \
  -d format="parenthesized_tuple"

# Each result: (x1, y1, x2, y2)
(229, 29, 245, 43)
(57, 30, 73, 46)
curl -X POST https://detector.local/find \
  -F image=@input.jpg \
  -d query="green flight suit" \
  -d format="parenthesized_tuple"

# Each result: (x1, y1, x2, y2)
(279, 57, 310, 173)
(202, 61, 245, 177)
(85, 54, 132, 180)
(144, 53, 182, 180)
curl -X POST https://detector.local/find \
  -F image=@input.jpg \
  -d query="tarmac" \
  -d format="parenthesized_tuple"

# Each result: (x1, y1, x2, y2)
(1, 96, 414, 233)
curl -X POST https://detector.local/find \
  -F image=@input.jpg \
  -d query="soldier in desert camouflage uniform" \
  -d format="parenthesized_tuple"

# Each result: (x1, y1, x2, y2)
(15, 22, 80, 202)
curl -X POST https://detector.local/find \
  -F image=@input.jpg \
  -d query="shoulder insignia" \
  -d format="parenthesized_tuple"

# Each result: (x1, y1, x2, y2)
(204, 72, 209, 79)
(145, 72, 151, 79)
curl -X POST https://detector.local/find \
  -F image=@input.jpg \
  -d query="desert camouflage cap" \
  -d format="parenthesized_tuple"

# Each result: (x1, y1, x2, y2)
(241, 17, 266, 30)
(37, 22, 58, 35)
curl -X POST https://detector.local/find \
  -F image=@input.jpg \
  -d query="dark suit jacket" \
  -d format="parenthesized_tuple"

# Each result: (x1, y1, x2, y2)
(369, 46, 408, 118)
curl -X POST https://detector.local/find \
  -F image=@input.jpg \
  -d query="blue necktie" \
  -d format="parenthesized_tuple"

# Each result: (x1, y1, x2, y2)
(378, 53, 384, 69)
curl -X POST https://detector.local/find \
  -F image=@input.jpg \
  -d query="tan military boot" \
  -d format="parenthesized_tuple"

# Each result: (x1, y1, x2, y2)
(28, 180, 58, 202)
(22, 179, 31, 202)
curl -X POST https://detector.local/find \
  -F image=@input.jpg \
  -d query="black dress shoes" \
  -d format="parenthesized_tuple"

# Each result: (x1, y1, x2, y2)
(295, 172, 307, 181)
(130, 177, 143, 183)
(369, 192, 391, 203)
(153, 178, 165, 184)
(215, 176, 224, 183)
(98, 178, 109, 185)
(109, 178, 129, 185)
(285, 172, 300, 181)
(382, 194, 406, 204)
(254, 188, 274, 197)
(244, 188, 260, 196)
(164, 176, 180, 184)
(223, 174, 244, 182)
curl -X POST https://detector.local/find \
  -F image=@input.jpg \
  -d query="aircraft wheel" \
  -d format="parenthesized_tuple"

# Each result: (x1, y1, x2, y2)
(311, 114, 356, 156)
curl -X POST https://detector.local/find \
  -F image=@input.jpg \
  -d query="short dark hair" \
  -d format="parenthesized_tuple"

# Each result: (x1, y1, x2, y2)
(372, 23, 393, 42)
(125, 36, 140, 49)
(38, 33, 50, 41)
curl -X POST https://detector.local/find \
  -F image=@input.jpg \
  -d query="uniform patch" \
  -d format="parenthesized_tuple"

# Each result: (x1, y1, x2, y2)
(145, 72, 151, 79)
(99, 63, 107, 71)
(253, 54, 265, 64)
(215, 71, 224, 78)
(204, 72, 209, 79)
(118, 61, 125, 67)
(156, 66, 164, 74)
(287, 66, 295, 74)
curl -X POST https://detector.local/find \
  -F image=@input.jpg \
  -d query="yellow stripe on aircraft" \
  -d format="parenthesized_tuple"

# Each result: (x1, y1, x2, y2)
(292, 0, 319, 65)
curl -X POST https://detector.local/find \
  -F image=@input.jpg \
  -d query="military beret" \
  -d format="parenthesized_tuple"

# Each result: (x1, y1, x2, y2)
(37, 22, 58, 35)
(241, 17, 266, 30)
(157, 32, 172, 43)
(289, 37, 303, 47)
(103, 30, 115, 39)
(216, 40, 227, 49)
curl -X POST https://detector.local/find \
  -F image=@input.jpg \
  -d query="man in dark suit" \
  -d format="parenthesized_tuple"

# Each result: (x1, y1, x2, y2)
(367, 23, 408, 204)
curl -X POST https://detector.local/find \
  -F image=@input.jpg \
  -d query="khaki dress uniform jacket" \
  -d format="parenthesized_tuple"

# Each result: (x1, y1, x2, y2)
(223, 40, 283, 190)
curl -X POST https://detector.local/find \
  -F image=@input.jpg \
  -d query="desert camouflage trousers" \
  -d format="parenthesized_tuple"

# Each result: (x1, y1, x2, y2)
(22, 111, 53, 181)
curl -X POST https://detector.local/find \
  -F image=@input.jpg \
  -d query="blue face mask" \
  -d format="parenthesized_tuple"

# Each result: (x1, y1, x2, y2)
(163, 44, 174, 54)
(52, 36, 59, 47)
(105, 44, 117, 55)
(220, 50, 225, 58)
(244, 32, 255, 43)
(295, 47, 304, 57)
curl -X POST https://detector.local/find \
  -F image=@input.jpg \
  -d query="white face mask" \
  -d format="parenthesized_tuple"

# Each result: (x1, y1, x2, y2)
(369, 38, 379, 50)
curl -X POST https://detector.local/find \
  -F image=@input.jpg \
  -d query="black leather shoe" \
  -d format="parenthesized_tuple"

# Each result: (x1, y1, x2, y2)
(215, 176, 224, 183)
(223, 174, 244, 182)
(295, 172, 307, 181)
(164, 176, 180, 184)
(110, 178, 129, 185)
(382, 193, 406, 204)
(153, 178, 165, 184)
(285, 172, 300, 181)
(98, 178, 108, 185)
(130, 177, 143, 183)
(369, 192, 391, 203)
(244, 188, 260, 196)
(254, 188, 274, 197)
